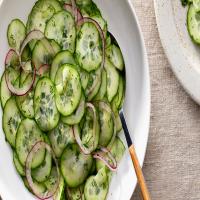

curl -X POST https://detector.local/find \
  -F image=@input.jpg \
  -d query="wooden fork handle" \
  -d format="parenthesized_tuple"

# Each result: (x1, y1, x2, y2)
(129, 144, 151, 200)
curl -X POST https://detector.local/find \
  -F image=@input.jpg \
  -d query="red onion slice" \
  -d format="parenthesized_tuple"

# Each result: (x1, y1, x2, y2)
(25, 141, 60, 200)
(63, 3, 83, 23)
(77, 17, 105, 70)
(72, 125, 91, 155)
(20, 30, 44, 55)
(5, 49, 20, 70)
(66, 187, 72, 200)
(5, 64, 36, 96)
(71, 0, 77, 22)
(93, 147, 117, 172)
(20, 30, 55, 64)
(37, 64, 50, 76)
(73, 103, 97, 155)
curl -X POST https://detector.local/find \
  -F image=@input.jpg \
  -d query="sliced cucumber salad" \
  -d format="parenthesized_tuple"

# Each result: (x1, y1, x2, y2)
(1, 0, 126, 199)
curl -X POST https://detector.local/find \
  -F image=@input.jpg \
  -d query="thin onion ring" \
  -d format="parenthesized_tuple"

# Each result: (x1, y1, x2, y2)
(37, 64, 50, 76)
(63, 3, 83, 23)
(5, 63, 36, 96)
(19, 30, 44, 55)
(93, 147, 117, 172)
(5, 49, 20, 70)
(25, 141, 60, 200)
(19, 30, 55, 61)
(73, 103, 97, 155)
(71, 0, 77, 22)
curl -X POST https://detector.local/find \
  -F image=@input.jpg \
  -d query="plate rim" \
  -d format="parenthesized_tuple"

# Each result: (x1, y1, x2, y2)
(127, 0, 151, 197)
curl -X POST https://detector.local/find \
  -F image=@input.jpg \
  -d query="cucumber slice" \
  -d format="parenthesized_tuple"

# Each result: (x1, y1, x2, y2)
(58, 0, 71, 3)
(26, 0, 62, 49)
(25, 166, 64, 199)
(98, 102, 114, 147)
(76, 22, 102, 72)
(7, 19, 26, 51)
(3, 97, 23, 147)
(61, 144, 93, 187)
(53, 174, 65, 200)
(43, 167, 65, 200)
(13, 151, 25, 176)
(94, 69, 107, 100)
(66, 185, 85, 200)
(61, 93, 85, 125)
(16, 118, 45, 168)
(79, 69, 89, 90)
(19, 64, 32, 86)
(187, 4, 200, 44)
(45, 10, 76, 53)
(96, 137, 125, 172)
(105, 58, 119, 102)
(5, 51, 20, 70)
(5, 67, 20, 87)
(111, 75, 124, 110)
(44, 166, 59, 190)
(50, 50, 76, 82)
(21, 46, 31, 62)
(76, 0, 92, 6)
(108, 137, 125, 163)
(50, 40, 61, 53)
(106, 34, 111, 48)
(49, 121, 75, 158)
(193, 0, 200, 11)
(81, 105, 100, 151)
(23, 177, 47, 195)
(89, 159, 96, 175)
(91, 15, 107, 35)
(16, 90, 34, 119)
(0, 72, 11, 108)
(106, 44, 124, 71)
(79, 2, 101, 17)
(34, 77, 60, 131)
(84, 167, 108, 200)
(85, 68, 101, 101)
(32, 136, 52, 182)
(112, 103, 122, 132)
(54, 64, 82, 116)
(50, 55, 89, 89)
(32, 39, 55, 70)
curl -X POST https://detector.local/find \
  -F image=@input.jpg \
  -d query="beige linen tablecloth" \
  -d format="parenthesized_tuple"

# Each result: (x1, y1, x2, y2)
(131, 1, 200, 200)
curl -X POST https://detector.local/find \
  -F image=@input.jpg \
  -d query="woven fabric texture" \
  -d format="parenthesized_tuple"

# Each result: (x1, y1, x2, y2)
(131, 1, 200, 200)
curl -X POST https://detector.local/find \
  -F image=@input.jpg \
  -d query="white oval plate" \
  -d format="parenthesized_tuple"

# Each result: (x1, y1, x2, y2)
(0, 0, 150, 199)
(154, 0, 200, 104)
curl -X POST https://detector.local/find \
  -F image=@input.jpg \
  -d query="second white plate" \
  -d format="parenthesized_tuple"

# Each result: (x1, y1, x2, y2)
(154, 0, 200, 104)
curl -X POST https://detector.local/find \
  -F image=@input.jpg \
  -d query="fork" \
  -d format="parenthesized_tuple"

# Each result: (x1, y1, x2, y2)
(119, 109, 151, 200)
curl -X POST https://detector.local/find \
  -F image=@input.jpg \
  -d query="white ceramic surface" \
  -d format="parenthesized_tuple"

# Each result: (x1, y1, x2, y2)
(0, 0, 150, 199)
(154, 0, 200, 104)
